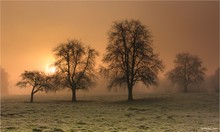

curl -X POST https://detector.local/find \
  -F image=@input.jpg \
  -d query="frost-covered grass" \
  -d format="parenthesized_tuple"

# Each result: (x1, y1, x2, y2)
(1, 93, 219, 132)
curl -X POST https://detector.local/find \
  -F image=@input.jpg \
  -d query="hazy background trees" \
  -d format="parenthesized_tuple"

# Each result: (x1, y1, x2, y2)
(167, 53, 206, 92)
(53, 40, 98, 102)
(1, 67, 9, 96)
(101, 19, 164, 101)
(16, 70, 53, 102)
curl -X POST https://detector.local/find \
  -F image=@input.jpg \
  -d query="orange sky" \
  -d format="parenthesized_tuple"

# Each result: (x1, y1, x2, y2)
(1, 1, 219, 94)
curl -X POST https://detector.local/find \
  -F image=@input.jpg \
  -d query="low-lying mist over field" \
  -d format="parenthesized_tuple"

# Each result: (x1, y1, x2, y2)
(1, 68, 218, 131)
(1, 70, 219, 98)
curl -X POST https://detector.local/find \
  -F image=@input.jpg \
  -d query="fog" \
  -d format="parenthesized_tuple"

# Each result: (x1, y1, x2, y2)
(6, 69, 218, 99)
(88, 67, 219, 95)
(1, 1, 219, 96)
(204, 68, 219, 92)
(147, 69, 219, 93)
(1, 67, 9, 96)
(2, 67, 219, 98)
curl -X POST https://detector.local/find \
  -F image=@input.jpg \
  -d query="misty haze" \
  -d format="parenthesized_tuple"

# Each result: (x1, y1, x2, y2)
(1, 1, 219, 132)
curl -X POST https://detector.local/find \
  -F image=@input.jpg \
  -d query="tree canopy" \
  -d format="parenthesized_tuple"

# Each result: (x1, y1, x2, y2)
(101, 19, 164, 101)
(16, 70, 53, 102)
(53, 40, 98, 102)
(167, 53, 206, 92)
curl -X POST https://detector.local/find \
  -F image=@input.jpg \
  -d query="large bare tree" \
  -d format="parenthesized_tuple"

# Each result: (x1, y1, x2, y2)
(167, 53, 206, 92)
(101, 19, 164, 101)
(16, 70, 52, 102)
(53, 40, 98, 102)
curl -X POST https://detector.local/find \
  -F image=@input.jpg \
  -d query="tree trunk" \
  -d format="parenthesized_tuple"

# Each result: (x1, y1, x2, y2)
(30, 92, 34, 103)
(30, 87, 35, 103)
(128, 85, 133, 101)
(72, 88, 76, 102)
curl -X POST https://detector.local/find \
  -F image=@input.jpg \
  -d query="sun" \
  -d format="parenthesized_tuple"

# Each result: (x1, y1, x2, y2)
(45, 64, 56, 74)
(48, 66, 56, 74)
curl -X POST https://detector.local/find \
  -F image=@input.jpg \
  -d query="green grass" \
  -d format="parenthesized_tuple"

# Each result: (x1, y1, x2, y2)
(1, 93, 219, 132)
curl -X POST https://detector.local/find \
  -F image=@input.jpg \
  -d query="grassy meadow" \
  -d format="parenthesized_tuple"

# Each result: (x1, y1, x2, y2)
(1, 93, 219, 132)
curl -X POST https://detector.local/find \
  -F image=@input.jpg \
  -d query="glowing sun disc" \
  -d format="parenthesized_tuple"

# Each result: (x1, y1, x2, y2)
(49, 67, 56, 73)
(45, 65, 56, 74)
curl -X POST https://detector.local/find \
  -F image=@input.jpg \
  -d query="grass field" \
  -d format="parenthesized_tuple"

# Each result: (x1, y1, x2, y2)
(1, 93, 219, 132)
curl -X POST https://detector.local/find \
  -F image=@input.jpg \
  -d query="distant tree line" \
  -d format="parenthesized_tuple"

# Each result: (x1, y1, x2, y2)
(16, 19, 218, 103)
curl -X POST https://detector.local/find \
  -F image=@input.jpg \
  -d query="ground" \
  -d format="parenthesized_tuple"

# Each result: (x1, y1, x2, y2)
(1, 93, 219, 132)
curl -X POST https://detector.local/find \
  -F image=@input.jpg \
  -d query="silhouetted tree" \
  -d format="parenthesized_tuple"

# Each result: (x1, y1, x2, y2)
(167, 53, 206, 92)
(53, 40, 98, 102)
(1, 67, 9, 96)
(16, 70, 52, 102)
(101, 19, 164, 101)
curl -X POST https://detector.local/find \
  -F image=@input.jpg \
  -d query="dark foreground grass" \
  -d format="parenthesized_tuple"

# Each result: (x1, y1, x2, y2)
(1, 93, 219, 132)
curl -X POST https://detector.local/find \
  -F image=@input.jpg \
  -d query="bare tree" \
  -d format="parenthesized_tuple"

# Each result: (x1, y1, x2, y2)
(167, 53, 206, 92)
(101, 19, 164, 101)
(53, 40, 98, 102)
(16, 70, 52, 102)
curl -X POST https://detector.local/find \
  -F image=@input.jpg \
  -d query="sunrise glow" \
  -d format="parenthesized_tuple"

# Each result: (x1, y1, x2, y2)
(1, 1, 219, 131)
(45, 64, 56, 74)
